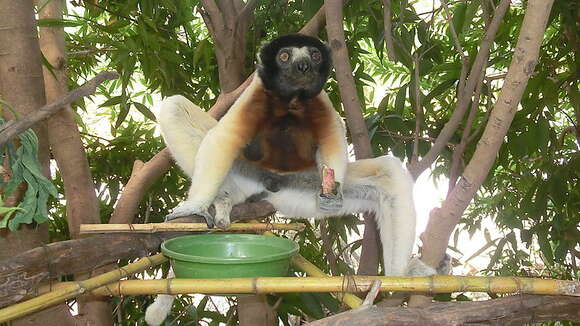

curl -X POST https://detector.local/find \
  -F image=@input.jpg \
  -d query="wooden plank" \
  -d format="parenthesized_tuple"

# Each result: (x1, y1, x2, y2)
(79, 222, 305, 234)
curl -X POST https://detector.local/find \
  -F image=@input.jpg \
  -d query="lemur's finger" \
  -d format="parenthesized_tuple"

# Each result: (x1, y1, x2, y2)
(321, 165, 336, 195)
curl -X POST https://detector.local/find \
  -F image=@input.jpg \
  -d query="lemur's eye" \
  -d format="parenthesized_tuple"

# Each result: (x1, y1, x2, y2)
(311, 50, 321, 61)
(279, 51, 290, 62)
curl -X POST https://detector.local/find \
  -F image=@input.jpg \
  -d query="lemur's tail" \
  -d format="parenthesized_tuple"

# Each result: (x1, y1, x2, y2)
(144, 269, 176, 326)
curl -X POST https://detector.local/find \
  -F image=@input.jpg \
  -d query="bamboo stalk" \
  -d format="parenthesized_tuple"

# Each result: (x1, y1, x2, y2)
(46, 276, 580, 297)
(0, 253, 167, 323)
(291, 255, 363, 308)
(79, 222, 306, 234)
(261, 230, 363, 308)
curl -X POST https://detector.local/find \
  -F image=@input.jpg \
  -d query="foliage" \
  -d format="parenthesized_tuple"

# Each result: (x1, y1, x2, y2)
(20, 0, 579, 324)
(0, 118, 58, 231)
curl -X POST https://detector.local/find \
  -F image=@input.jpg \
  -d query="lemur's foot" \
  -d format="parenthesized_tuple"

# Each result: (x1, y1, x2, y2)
(405, 254, 452, 276)
(165, 202, 214, 227)
(318, 190, 343, 212)
(318, 166, 343, 212)
(212, 200, 232, 230)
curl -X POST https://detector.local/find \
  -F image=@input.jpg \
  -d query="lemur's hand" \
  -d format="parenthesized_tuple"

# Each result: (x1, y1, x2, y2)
(318, 166, 343, 212)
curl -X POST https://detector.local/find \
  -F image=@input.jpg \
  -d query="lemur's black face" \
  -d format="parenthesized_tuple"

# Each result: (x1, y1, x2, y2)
(258, 34, 331, 101)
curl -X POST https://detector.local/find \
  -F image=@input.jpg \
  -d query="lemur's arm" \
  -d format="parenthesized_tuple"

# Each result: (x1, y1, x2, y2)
(315, 91, 349, 182)
(312, 91, 349, 211)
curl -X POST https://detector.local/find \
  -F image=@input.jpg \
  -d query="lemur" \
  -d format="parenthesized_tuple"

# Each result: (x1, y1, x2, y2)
(147, 34, 430, 326)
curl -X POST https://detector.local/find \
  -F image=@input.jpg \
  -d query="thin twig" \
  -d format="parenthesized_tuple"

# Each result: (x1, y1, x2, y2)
(320, 221, 339, 275)
(411, 53, 422, 163)
(382, 0, 397, 61)
(362, 280, 382, 306)
(0, 71, 119, 148)
(448, 70, 486, 194)
(238, 0, 258, 21)
(407, 0, 511, 179)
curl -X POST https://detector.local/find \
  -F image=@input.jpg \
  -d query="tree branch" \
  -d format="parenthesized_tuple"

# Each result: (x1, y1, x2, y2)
(0, 71, 119, 148)
(411, 53, 422, 164)
(238, 0, 258, 21)
(109, 149, 173, 224)
(407, 0, 511, 179)
(300, 5, 328, 37)
(199, 0, 225, 35)
(447, 70, 486, 193)
(325, 0, 380, 276)
(307, 295, 580, 326)
(382, 0, 397, 61)
(441, 0, 469, 96)
(410, 0, 555, 307)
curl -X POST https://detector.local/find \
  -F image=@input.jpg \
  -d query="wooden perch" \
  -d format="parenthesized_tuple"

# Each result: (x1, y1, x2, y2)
(0, 233, 164, 308)
(0, 71, 119, 148)
(79, 222, 306, 234)
(307, 295, 580, 326)
(0, 253, 167, 323)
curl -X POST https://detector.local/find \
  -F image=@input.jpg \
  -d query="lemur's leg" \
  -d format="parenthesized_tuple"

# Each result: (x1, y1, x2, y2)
(158, 95, 239, 227)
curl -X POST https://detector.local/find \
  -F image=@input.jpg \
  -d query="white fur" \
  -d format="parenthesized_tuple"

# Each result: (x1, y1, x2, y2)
(151, 95, 418, 325)
(315, 90, 348, 185)
(144, 270, 175, 326)
(290, 46, 311, 62)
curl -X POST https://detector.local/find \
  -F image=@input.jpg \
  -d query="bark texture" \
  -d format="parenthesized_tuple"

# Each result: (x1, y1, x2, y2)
(307, 295, 580, 326)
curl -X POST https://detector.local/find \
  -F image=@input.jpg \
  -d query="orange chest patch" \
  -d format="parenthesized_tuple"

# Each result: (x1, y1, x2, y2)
(241, 97, 333, 173)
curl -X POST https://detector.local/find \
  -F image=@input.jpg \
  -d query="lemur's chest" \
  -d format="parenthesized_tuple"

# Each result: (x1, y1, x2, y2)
(241, 99, 323, 173)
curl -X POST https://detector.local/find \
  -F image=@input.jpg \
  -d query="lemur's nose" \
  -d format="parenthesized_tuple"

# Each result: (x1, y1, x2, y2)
(297, 61, 311, 73)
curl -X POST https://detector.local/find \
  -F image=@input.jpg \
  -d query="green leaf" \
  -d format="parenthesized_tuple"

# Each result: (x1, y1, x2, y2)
(313, 293, 339, 313)
(537, 228, 554, 265)
(298, 293, 324, 319)
(115, 105, 130, 129)
(37, 18, 83, 27)
(100, 95, 124, 108)
(132, 102, 157, 122)
(424, 79, 456, 104)
(394, 84, 407, 115)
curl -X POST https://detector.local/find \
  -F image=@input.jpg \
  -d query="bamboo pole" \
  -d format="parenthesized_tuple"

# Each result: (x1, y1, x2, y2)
(260, 229, 363, 308)
(79, 222, 306, 234)
(0, 253, 167, 323)
(291, 255, 363, 308)
(46, 276, 580, 297)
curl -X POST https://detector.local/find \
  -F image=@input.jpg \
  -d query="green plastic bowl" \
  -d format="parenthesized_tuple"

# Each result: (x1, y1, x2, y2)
(161, 234, 299, 279)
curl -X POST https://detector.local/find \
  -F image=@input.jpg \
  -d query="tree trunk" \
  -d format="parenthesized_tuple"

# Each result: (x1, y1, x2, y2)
(35, 1, 111, 323)
(36, 0, 100, 238)
(0, 1, 75, 324)
(238, 295, 278, 326)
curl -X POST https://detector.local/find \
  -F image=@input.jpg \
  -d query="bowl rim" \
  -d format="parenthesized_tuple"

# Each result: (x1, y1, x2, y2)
(161, 234, 299, 264)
